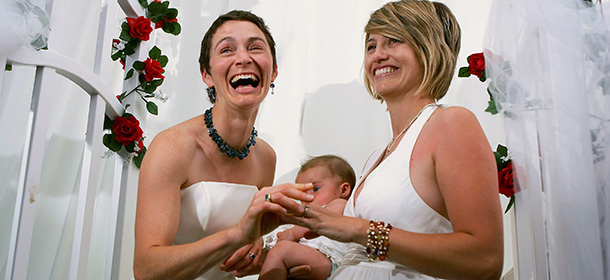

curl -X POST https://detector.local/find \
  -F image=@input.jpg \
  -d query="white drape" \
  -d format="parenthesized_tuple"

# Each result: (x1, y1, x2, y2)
(1, 0, 513, 279)
(485, 0, 610, 279)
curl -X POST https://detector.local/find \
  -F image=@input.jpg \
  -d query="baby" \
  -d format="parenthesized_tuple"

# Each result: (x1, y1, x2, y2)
(259, 155, 355, 280)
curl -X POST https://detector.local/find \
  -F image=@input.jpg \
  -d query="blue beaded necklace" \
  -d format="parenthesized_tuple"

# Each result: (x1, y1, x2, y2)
(204, 107, 257, 160)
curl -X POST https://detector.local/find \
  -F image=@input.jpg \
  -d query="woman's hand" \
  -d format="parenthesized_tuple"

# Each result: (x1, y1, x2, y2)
(281, 203, 369, 245)
(220, 238, 264, 276)
(229, 183, 314, 247)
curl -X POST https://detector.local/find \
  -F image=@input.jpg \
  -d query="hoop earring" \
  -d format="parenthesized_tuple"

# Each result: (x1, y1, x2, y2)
(206, 87, 216, 103)
(270, 83, 275, 95)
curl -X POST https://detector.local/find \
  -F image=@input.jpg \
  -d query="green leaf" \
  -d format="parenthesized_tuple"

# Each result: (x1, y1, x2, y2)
(104, 115, 113, 130)
(504, 195, 515, 214)
(496, 144, 508, 157)
(150, 79, 164, 87)
(139, 74, 146, 84)
(485, 100, 499, 115)
(457, 67, 471, 78)
(133, 146, 147, 168)
(123, 42, 136, 55)
(493, 151, 503, 170)
(161, 1, 169, 9)
(5, 64, 12, 71)
(478, 70, 487, 82)
(147, 1, 162, 14)
(111, 51, 121, 61)
(144, 83, 158, 93)
(162, 21, 175, 34)
(149, 46, 161, 59)
(157, 55, 168, 67)
(138, 0, 148, 8)
(166, 8, 178, 19)
(125, 69, 134, 80)
(103, 134, 123, 152)
(146, 101, 159, 115)
(133, 60, 145, 71)
(171, 22, 181, 35)
(119, 26, 131, 41)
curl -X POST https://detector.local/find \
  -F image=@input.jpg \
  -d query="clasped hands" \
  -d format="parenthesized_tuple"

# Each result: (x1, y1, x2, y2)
(220, 182, 319, 277)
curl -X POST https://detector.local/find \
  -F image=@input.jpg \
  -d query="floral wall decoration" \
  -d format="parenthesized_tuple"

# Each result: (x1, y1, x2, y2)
(459, 52, 519, 213)
(104, 0, 180, 168)
(494, 144, 518, 213)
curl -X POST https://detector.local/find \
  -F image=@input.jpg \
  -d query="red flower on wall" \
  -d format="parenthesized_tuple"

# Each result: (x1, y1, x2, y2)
(143, 58, 165, 81)
(126, 16, 153, 41)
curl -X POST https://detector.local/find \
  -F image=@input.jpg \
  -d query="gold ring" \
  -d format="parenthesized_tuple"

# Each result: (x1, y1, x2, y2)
(249, 253, 256, 260)
(264, 194, 271, 202)
(302, 205, 309, 217)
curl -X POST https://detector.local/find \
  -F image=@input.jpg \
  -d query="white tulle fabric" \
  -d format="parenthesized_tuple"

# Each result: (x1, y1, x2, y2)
(174, 182, 257, 280)
(0, 0, 50, 54)
(331, 105, 451, 280)
(485, 0, 610, 279)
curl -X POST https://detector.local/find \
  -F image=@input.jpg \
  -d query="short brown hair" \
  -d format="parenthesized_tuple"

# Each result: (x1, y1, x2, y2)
(363, 0, 461, 100)
(299, 155, 356, 195)
(199, 10, 277, 74)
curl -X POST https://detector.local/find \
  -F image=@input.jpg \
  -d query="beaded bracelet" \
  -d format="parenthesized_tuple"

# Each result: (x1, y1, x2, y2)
(365, 219, 393, 261)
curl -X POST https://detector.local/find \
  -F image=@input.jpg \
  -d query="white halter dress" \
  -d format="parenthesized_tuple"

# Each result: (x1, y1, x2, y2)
(174, 181, 257, 280)
(330, 105, 452, 280)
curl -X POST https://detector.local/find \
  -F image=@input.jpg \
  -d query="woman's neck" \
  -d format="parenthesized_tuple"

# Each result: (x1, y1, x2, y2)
(385, 95, 436, 139)
(209, 104, 258, 149)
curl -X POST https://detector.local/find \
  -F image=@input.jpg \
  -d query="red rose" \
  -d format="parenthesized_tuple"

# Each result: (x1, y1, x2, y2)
(498, 161, 516, 198)
(112, 115, 144, 146)
(126, 16, 153, 41)
(143, 58, 165, 81)
(155, 17, 178, 29)
(467, 52, 486, 78)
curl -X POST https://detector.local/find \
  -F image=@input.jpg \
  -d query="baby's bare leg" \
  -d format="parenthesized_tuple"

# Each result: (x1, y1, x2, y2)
(259, 240, 332, 280)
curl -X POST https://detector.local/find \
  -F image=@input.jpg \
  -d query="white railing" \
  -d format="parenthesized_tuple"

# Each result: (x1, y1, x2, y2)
(1, 0, 150, 279)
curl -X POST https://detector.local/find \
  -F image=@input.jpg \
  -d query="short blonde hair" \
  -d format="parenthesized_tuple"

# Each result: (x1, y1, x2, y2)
(363, 0, 461, 100)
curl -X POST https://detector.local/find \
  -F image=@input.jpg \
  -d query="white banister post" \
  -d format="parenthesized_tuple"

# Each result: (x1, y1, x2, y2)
(6, 66, 57, 280)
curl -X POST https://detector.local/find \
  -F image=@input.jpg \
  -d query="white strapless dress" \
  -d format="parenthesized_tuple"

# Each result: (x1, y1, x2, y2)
(174, 181, 258, 280)
(330, 105, 453, 280)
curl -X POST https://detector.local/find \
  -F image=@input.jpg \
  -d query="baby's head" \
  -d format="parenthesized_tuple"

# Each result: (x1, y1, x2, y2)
(295, 155, 356, 206)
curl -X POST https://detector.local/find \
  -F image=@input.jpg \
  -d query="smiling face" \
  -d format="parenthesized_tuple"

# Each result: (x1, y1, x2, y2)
(295, 165, 350, 206)
(364, 33, 424, 100)
(202, 20, 278, 108)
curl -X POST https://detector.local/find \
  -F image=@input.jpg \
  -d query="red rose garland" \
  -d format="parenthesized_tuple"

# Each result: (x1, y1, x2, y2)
(494, 144, 519, 213)
(106, 0, 180, 168)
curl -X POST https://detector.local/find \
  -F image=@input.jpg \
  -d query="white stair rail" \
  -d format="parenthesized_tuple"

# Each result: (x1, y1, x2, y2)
(4, 48, 125, 280)
(2, 0, 157, 278)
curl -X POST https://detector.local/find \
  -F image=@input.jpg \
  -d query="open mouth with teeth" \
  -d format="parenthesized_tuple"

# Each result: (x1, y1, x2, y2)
(230, 74, 260, 90)
(374, 67, 397, 76)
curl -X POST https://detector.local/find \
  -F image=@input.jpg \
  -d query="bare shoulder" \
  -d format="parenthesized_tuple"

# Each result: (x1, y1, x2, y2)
(425, 105, 491, 161)
(254, 138, 277, 182)
(432, 106, 481, 130)
(139, 117, 202, 186)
